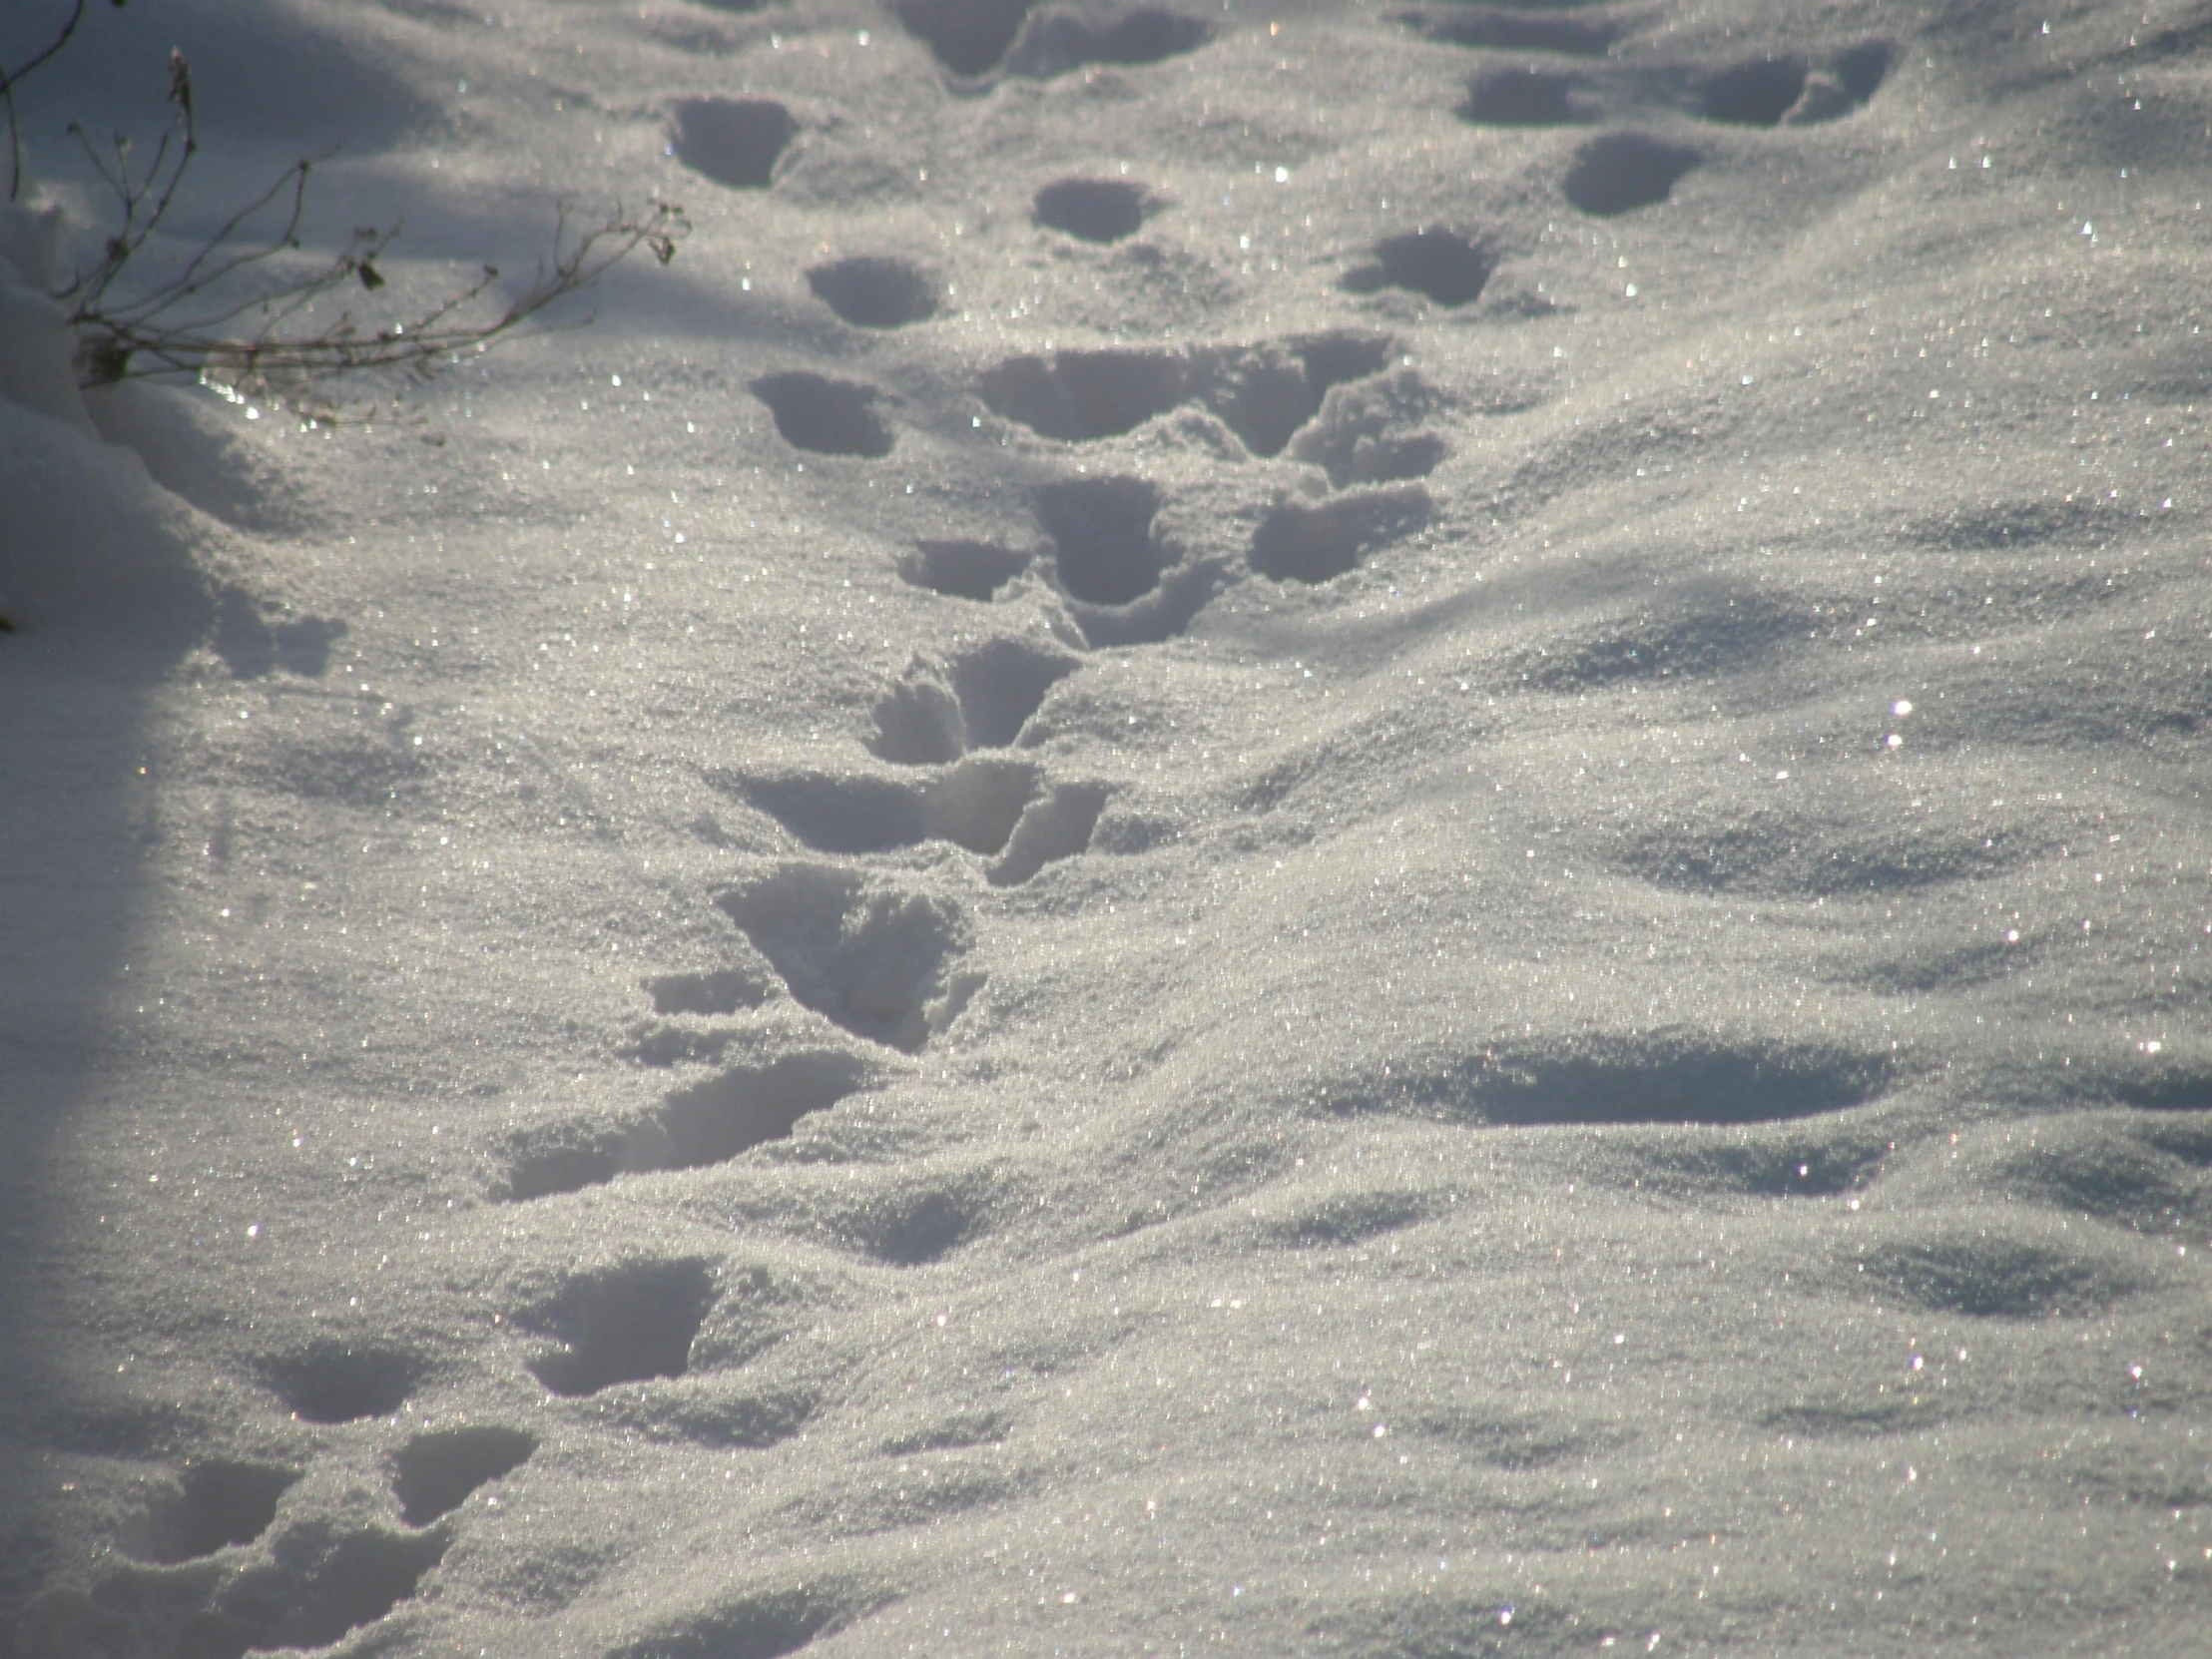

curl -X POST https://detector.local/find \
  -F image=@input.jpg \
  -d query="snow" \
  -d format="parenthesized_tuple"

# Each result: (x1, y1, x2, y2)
(4, 0, 2212, 1654)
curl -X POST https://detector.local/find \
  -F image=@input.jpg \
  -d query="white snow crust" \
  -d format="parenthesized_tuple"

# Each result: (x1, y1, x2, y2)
(3, 1, 2210, 1654)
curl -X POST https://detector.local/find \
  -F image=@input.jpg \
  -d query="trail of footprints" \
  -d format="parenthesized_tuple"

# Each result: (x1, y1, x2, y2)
(30, 12, 1928, 1658)
(25, 1344, 535, 1658)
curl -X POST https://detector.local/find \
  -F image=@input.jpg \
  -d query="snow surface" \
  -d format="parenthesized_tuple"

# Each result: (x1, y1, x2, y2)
(4, 0, 2211, 1654)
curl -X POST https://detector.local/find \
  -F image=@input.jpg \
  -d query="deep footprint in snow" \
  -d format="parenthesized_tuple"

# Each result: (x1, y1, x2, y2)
(740, 758, 1103, 883)
(1288, 366, 1447, 487)
(979, 349, 1185, 444)
(893, 0, 1034, 76)
(212, 587, 346, 680)
(501, 1051, 874, 1201)
(392, 1426, 536, 1526)
(1698, 54, 1811, 126)
(987, 783, 1108, 886)
(1700, 43, 1891, 125)
(670, 97, 793, 189)
(717, 865, 977, 1053)
(1341, 229, 1493, 307)
(118, 1461, 297, 1563)
(979, 332, 1390, 456)
(806, 256, 938, 327)
(1038, 475, 1170, 606)
(1033, 176, 1152, 242)
(1459, 66, 1584, 127)
(1561, 132, 1700, 216)
(895, 539, 1034, 602)
(1248, 485, 1431, 584)
(737, 757, 1041, 855)
(647, 966, 771, 1018)
(29, 1520, 450, 1658)
(868, 638, 1080, 763)
(262, 1343, 424, 1423)
(648, 1053, 874, 1167)
(752, 372, 894, 458)
(522, 1259, 718, 1396)
(232, 1525, 448, 1651)
(1036, 476, 1218, 647)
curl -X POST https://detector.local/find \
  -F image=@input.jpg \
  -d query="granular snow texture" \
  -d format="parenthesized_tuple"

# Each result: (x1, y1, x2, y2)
(3, 0, 2210, 1654)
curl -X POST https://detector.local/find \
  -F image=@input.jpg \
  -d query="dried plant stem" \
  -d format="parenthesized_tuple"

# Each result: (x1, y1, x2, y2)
(4, 2, 688, 421)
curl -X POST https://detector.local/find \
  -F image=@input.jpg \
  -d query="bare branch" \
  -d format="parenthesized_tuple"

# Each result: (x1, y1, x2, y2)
(13, 4, 691, 422)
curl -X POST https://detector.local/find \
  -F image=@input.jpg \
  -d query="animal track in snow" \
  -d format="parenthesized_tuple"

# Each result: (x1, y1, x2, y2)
(240, 1526, 450, 1649)
(868, 638, 1079, 763)
(751, 372, 894, 458)
(1814, 41, 1893, 117)
(212, 587, 346, 680)
(647, 967, 771, 1017)
(1698, 54, 1812, 126)
(2115, 1066, 2212, 1113)
(1005, 8, 1212, 78)
(1700, 42, 1891, 125)
(523, 1259, 718, 1396)
(880, 1407, 1015, 1455)
(1459, 66, 1584, 127)
(740, 758, 1040, 857)
(896, 538, 1034, 602)
(751, 752, 1104, 883)
(1248, 485, 1431, 584)
(1561, 132, 1700, 216)
(28, 1520, 450, 1659)
(118, 1461, 296, 1563)
(1036, 476, 1217, 646)
(1289, 367, 1447, 487)
(392, 1427, 535, 1527)
(979, 331, 1390, 456)
(501, 1131, 624, 1203)
(806, 256, 938, 327)
(1407, 4, 1619, 55)
(1038, 475, 1169, 606)
(979, 350, 1183, 445)
(650, 1053, 875, 1166)
(1341, 229, 1493, 307)
(501, 1051, 874, 1201)
(893, 0, 1034, 76)
(717, 865, 976, 1052)
(1033, 176, 1152, 243)
(263, 1343, 424, 1423)
(670, 97, 793, 189)
(987, 783, 1108, 886)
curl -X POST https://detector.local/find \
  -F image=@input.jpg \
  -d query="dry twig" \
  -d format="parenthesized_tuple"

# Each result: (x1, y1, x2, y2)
(4, 0, 688, 420)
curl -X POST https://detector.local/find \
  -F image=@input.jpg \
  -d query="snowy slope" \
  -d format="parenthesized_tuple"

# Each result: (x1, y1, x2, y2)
(4, 0, 2211, 1654)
